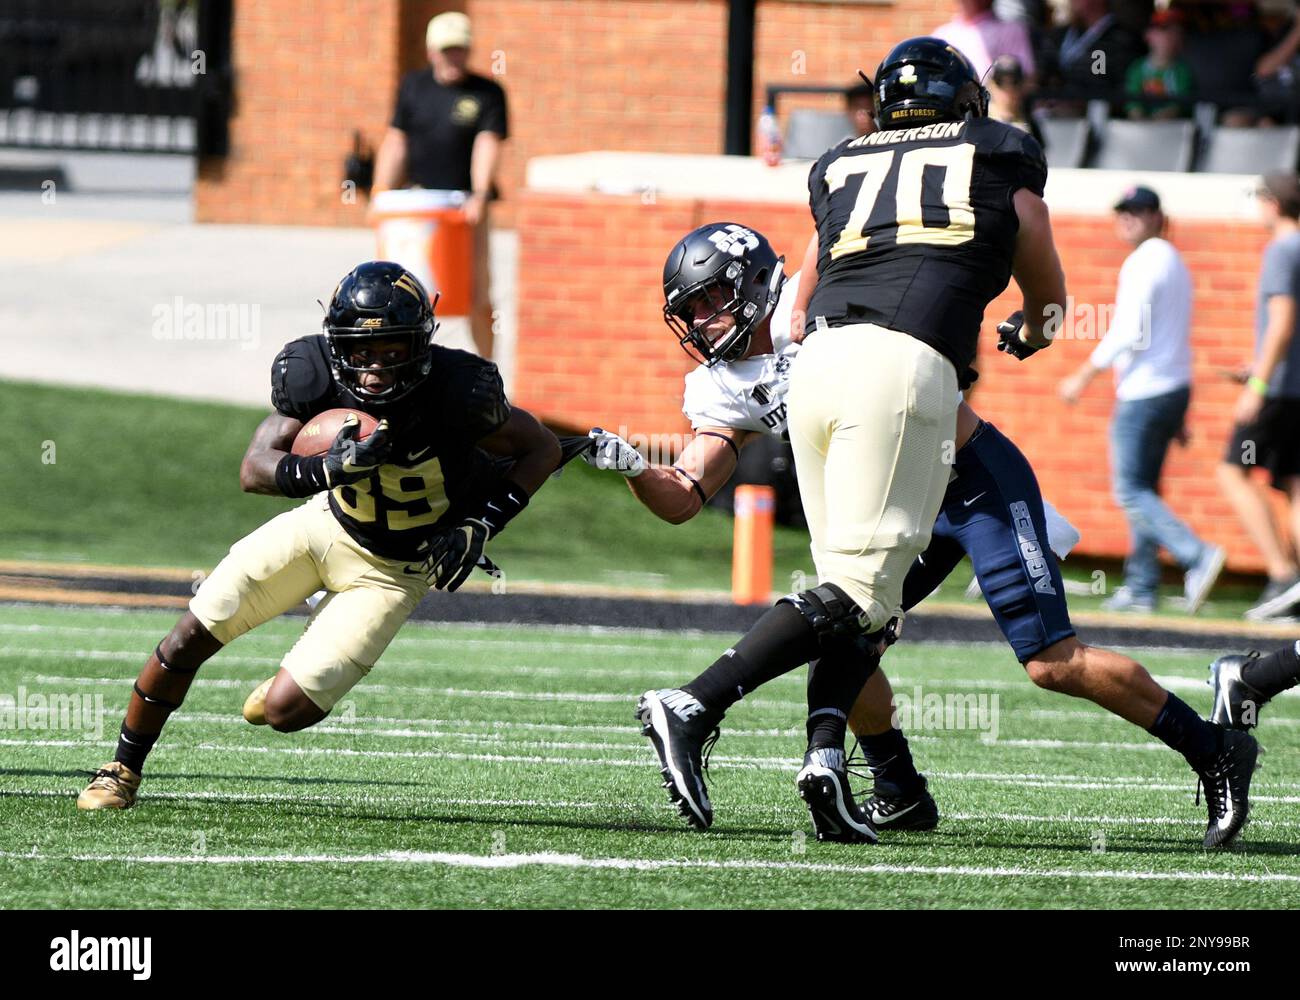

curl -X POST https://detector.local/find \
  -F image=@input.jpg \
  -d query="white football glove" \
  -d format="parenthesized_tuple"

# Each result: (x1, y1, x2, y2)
(582, 427, 645, 477)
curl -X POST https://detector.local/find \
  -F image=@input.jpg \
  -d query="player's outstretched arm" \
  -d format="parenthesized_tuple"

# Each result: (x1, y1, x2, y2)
(239, 412, 305, 495)
(584, 427, 750, 524)
(475, 405, 562, 495)
(1011, 188, 1067, 350)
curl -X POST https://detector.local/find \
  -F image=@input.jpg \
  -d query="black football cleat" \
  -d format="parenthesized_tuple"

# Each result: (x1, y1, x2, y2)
(1208, 653, 1268, 730)
(636, 689, 719, 831)
(864, 776, 940, 832)
(1196, 729, 1260, 849)
(796, 747, 878, 844)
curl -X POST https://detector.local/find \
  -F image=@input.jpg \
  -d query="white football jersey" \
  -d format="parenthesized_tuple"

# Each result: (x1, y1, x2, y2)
(681, 271, 802, 439)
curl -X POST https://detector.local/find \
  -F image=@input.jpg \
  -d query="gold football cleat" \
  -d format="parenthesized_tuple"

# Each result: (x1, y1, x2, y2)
(242, 677, 274, 725)
(77, 761, 142, 810)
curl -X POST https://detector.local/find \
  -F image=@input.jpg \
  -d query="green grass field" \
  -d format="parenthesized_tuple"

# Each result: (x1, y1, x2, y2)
(0, 377, 1269, 617)
(2, 602, 1298, 909)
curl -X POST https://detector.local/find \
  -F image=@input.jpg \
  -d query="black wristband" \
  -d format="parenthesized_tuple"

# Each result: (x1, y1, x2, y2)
(275, 453, 330, 498)
(469, 479, 529, 538)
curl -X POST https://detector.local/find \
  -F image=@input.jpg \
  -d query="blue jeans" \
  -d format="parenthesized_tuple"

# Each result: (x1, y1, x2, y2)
(1109, 386, 1207, 598)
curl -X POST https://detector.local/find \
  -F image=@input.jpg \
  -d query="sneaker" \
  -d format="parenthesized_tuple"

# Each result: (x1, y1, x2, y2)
(864, 776, 941, 831)
(77, 761, 142, 810)
(1100, 587, 1157, 613)
(1208, 653, 1268, 730)
(1245, 574, 1300, 621)
(1195, 730, 1259, 849)
(796, 747, 878, 844)
(636, 689, 719, 831)
(1183, 545, 1226, 615)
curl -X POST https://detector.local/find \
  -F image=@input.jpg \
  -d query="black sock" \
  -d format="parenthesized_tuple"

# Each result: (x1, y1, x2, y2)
(805, 648, 880, 751)
(682, 602, 819, 715)
(855, 727, 922, 795)
(114, 722, 159, 775)
(806, 708, 848, 751)
(1148, 692, 1221, 767)
(1241, 641, 1300, 699)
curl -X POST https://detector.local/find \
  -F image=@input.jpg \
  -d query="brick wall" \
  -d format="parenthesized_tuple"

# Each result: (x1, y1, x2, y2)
(197, 0, 956, 226)
(513, 190, 1288, 573)
(194, 0, 402, 225)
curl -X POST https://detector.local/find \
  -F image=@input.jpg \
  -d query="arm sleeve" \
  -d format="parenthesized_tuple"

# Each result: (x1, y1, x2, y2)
(1089, 254, 1148, 369)
(479, 83, 508, 138)
(456, 358, 512, 440)
(390, 75, 411, 131)
(270, 339, 334, 420)
(1260, 243, 1298, 301)
(998, 128, 1047, 197)
(682, 371, 750, 432)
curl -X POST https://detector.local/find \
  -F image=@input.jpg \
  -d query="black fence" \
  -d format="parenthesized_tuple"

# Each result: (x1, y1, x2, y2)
(0, 0, 231, 155)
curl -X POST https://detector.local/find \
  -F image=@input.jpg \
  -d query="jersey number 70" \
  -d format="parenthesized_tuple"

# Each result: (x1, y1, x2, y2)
(823, 143, 976, 259)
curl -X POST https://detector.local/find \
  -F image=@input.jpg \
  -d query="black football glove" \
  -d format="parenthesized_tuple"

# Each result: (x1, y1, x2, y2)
(995, 310, 1048, 361)
(419, 518, 490, 592)
(323, 415, 392, 487)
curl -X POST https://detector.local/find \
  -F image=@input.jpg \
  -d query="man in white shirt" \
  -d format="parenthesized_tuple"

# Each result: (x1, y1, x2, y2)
(1059, 186, 1224, 613)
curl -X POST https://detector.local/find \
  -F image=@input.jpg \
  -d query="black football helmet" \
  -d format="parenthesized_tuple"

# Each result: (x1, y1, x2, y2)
(323, 261, 437, 407)
(662, 222, 785, 367)
(873, 37, 988, 127)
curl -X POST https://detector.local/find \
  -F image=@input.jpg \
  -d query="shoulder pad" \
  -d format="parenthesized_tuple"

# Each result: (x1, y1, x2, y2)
(434, 347, 511, 440)
(270, 335, 335, 419)
(981, 120, 1047, 198)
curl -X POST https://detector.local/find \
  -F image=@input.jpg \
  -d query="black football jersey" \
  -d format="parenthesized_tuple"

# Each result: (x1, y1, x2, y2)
(806, 117, 1047, 382)
(271, 335, 511, 561)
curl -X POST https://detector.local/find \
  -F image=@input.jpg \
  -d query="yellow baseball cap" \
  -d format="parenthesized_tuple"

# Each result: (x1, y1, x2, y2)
(427, 12, 472, 50)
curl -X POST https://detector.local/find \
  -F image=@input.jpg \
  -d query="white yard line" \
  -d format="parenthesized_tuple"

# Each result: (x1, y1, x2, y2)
(0, 847, 1295, 884)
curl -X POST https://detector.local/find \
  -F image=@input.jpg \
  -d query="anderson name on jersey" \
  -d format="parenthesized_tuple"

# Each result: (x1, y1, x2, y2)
(271, 334, 511, 562)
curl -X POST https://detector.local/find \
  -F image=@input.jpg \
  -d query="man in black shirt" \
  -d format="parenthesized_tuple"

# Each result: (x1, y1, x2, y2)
(374, 11, 508, 359)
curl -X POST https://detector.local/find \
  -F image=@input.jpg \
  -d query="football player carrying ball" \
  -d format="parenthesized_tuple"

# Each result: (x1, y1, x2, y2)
(79, 261, 560, 810)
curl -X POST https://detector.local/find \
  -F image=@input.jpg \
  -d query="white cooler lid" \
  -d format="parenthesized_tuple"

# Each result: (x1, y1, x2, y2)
(371, 188, 467, 212)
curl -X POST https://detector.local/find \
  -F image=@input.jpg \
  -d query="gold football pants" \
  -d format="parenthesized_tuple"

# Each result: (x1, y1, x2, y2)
(787, 323, 959, 632)
(190, 494, 429, 710)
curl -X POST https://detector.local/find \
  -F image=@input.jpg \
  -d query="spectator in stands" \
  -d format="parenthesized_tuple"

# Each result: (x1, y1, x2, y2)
(988, 55, 1040, 138)
(933, 0, 1037, 81)
(1218, 173, 1300, 622)
(845, 81, 876, 138)
(1043, 0, 1144, 111)
(1125, 9, 1195, 119)
(1256, 0, 1300, 125)
(1059, 185, 1225, 614)
(373, 12, 507, 359)
(1181, 1, 1264, 126)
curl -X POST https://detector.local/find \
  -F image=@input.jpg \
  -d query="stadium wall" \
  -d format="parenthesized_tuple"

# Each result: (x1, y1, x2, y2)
(195, 0, 950, 226)
(512, 165, 1289, 574)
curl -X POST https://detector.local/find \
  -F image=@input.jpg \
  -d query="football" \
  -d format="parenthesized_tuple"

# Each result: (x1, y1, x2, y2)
(291, 408, 380, 458)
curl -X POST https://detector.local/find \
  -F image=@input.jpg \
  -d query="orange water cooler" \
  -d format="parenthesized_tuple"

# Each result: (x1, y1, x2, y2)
(370, 188, 473, 315)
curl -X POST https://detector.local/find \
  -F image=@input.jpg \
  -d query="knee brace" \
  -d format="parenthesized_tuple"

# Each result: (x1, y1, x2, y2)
(779, 583, 901, 658)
